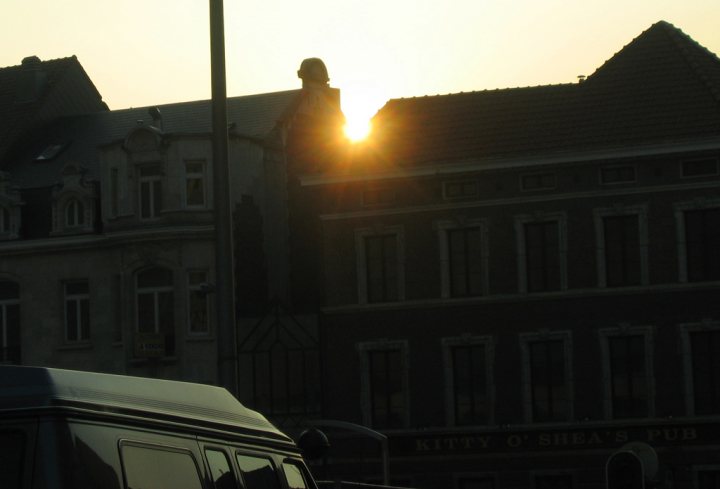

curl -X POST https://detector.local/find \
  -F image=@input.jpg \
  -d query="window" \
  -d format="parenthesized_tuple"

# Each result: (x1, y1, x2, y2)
(355, 226, 405, 304)
(187, 272, 209, 334)
(236, 454, 281, 489)
(185, 161, 205, 207)
(283, 461, 310, 489)
(66, 199, 85, 227)
(526, 221, 560, 292)
(136, 267, 174, 356)
(680, 320, 720, 416)
(697, 470, 720, 489)
(515, 213, 567, 293)
(594, 204, 649, 287)
(675, 200, 720, 283)
(139, 164, 162, 220)
(599, 325, 655, 420)
(521, 173, 555, 191)
(0, 281, 20, 364)
(444, 180, 478, 199)
(684, 208, 720, 282)
(358, 340, 409, 429)
(121, 444, 203, 489)
(521, 331, 572, 423)
(0, 207, 9, 233)
(438, 219, 488, 298)
(35, 143, 65, 161)
(601, 165, 636, 184)
(0, 431, 25, 489)
(205, 449, 236, 489)
(443, 336, 494, 426)
(682, 158, 719, 178)
(362, 187, 394, 206)
(64, 281, 89, 343)
(111, 168, 119, 217)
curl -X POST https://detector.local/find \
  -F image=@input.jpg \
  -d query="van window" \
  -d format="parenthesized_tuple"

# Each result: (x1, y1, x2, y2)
(121, 444, 203, 489)
(283, 461, 308, 489)
(236, 454, 281, 489)
(0, 431, 24, 489)
(206, 448, 237, 489)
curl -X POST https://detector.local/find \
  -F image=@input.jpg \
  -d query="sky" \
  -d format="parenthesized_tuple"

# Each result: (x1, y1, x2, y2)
(2, 0, 719, 137)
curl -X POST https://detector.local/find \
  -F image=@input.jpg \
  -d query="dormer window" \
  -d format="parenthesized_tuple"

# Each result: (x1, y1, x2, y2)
(66, 200, 85, 227)
(139, 164, 162, 220)
(35, 143, 67, 161)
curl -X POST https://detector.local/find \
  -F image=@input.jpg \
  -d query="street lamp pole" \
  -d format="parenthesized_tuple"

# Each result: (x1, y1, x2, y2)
(209, 0, 238, 397)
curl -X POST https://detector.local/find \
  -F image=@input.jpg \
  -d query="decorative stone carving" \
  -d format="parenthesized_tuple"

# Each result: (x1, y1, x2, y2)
(123, 124, 165, 153)
(50, 164, 96, 236)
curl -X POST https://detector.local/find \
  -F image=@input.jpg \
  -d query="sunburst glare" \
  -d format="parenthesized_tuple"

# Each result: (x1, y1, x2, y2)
(341, 83, 388, 142)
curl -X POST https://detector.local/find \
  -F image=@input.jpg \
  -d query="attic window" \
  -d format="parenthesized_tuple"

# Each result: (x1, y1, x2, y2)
(601, 165, 636, 184)
(681, 158, 719, 178)
(35, 143, 66, 161)
(521, 173, 555, 191)
(444, 180, 478, 199)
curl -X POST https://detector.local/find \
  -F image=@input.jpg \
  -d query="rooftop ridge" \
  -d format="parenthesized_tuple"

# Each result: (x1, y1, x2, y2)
(660, 21, 720, 106)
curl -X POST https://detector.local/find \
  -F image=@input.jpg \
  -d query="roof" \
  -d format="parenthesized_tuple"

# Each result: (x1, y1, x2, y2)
(0, 365, 291, 442)
(6, 89, 304, 188)
(0, 56, 107, 166)
(362, 21, 720, 169)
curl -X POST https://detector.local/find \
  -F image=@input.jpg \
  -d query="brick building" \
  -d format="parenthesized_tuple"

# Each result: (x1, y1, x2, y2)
(286, 21, 720, 489)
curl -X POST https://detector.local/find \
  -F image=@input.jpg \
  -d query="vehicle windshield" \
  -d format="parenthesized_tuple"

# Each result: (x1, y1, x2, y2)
(0, 431, 24, 489)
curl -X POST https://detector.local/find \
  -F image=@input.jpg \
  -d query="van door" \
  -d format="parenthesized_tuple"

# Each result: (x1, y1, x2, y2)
(0, 420, 36, 489)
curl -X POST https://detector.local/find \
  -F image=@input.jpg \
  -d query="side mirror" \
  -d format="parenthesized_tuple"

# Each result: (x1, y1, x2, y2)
(297, 428, 330, 460)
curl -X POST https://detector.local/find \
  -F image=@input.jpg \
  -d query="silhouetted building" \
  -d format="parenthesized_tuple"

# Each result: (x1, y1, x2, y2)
(0, 56, 339, 399)
(288, 21, 720, 489)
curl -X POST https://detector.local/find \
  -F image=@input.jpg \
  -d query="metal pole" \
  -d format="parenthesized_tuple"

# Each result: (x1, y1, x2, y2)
(209, 0, 238, 397)
(310, 420, 390, 486)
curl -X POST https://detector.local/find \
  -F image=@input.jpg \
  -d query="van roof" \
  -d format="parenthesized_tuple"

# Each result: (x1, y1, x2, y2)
(0, 366, 291, 443)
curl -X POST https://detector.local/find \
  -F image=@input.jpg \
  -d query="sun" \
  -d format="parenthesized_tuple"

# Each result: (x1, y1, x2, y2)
(341, 83, 387, 142)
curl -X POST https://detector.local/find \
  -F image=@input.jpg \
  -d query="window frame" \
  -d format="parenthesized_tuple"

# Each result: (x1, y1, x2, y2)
(355, 225, 405, 305)
(520, 172, 556, 191)
(138, 163, 163, 221)
(442, 334, 495, 427)
(515, 212, 568, 294)
(65, 199, 85, 228)
(599, 165, 637, 185)
(681, 157, 719, 179)
(599, 324, 655, 420)
(443, 180, 479, 200)
(674, 198, 720, 283)
(0, 281, 20, 364)
(594, 203, 649, 288)
(357, 339, 410, 429)
(520, 330, 573, 424)
(135, 267, 175, 357)
(437, 218, 489, 298)
(679, 318, 720, 416)
(184, 160, 206, 208)
(63, 280, 90, 344)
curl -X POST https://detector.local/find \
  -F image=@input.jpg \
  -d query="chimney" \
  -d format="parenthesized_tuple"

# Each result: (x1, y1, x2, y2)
(148, 107, 163, 131)
(297, 58, 330, 89)
(17, 56, 48, 102)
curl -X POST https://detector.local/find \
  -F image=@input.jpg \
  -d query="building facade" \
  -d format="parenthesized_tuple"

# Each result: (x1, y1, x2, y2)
(290, 22, 720, 489)
(0, 56, 339, 391)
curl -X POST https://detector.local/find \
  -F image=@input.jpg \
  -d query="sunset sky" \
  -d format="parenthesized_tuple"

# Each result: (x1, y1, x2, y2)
(2, 0, 719, 136)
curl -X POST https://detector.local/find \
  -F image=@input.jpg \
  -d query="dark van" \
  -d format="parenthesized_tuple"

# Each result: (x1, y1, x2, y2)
(0, 365, 316, 489)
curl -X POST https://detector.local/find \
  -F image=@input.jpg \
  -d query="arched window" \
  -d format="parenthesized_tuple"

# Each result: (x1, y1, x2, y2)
(0, 281, 20, 364)
(136, 267, 174, 356)
(0, 206, 9, 233)
(66, 199, 85, 227)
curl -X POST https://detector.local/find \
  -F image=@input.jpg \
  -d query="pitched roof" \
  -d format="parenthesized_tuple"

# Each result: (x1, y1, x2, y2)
(0, 56, 107, 166)
(364, 21, 720, 168)
(7, 89, 305, 188)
